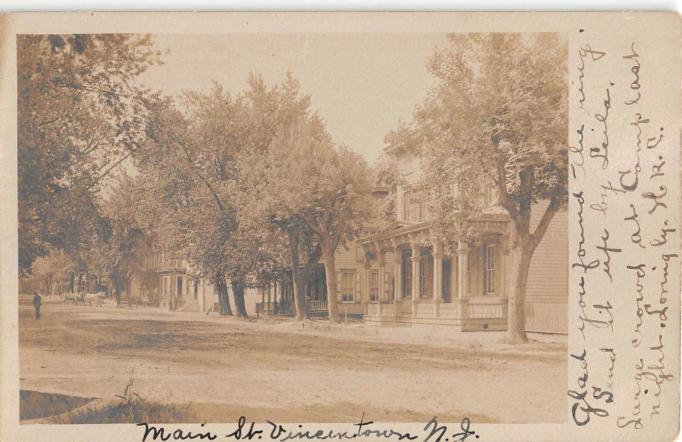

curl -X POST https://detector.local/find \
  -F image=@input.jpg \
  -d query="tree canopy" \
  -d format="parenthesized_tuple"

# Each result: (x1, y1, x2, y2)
(388, 33, 568, 342)
(18, 34, 160, 274)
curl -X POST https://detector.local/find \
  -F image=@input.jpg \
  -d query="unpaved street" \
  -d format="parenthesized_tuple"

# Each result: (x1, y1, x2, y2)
(20, 301, 566, 423)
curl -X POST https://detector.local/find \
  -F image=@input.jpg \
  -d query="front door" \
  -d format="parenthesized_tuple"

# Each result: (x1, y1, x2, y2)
(401, 249, 412, 298)
(442, 258, 452, 302)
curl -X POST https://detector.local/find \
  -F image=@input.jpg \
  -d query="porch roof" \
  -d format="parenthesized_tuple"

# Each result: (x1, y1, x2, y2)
(358, 212, 511, 250)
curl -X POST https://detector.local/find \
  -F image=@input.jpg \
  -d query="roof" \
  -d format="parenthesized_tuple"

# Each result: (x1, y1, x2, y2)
(358, 212, 511, 245)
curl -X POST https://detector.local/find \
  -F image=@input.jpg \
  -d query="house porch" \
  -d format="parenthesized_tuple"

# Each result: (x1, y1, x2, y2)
(361, 215, 511, 331)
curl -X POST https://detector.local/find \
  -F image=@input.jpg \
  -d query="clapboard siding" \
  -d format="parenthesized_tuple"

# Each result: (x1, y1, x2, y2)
(524, 302, 568, 334)
(526, 203, 568, 333)
(333, 244, 361, 271)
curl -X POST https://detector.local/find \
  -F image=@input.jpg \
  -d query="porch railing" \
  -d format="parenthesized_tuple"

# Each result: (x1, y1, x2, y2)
(467, 299, 507, 319)
(438, 302, 461, 319)
(307, 299, 328, 312)
(363, 299, 505, 321)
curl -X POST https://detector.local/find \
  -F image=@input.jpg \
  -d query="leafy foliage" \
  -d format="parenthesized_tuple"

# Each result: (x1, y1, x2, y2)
(136, 76, 316, 315)
(389, 33, 568, 249)
(18, 34, 160, 274)
(388, 33, 568, 342)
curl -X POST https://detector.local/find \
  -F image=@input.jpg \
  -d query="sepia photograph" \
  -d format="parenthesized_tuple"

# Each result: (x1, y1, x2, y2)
(16, 29, 570, 426)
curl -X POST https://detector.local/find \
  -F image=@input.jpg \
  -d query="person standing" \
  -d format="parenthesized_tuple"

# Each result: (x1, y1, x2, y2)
(32, 292, 42, 320)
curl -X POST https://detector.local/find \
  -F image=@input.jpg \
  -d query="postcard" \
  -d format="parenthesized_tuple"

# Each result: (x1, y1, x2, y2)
(0, 11, 679, 442)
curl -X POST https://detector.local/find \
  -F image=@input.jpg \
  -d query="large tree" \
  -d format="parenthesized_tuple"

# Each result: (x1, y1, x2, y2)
(389, 33, 568, 343)
(265, 119, 372, 322)
(17, 34, 160, 274)
(139, 97, 237, 315)
(93, 174, 153, 306)
(138, 76, 309, 317)
(311, 147, 372, 323)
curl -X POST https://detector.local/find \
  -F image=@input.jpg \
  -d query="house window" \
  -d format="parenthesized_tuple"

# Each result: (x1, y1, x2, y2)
(341, 271, 355, 303)
(484, 244, 496, 294)
(403, 190, 423, 222)
(403, 190, 412, 221)
(177, 276, 183, 297)
(368, 270, 379, 303)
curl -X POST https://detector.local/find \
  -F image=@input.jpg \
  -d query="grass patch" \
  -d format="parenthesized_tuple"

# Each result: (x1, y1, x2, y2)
(64, 397, 196, 424)
(20, 390, 95, 421)
(23, 378, 196, 424)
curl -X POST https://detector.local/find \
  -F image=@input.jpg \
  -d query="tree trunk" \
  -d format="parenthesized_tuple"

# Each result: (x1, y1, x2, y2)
(261, 283, 266, 317)
(322, 242, 340, 323)
(69, 272, 75, 293)
(77, 273, 84, 293)
(128, 275, 133, 308)
(288, 231, 307, 320)
(216, 275, 233, 316)
(231, 278, 248, 318)
(292, 273, 308, 320)
(507, 236, 532, 344)
(113, 279, 121, 306)
(272, 279, 282, 315)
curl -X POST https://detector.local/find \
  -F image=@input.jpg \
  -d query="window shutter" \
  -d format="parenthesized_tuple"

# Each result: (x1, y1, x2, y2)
(495, 243, 501, 295)
(355, 272, 361, 303)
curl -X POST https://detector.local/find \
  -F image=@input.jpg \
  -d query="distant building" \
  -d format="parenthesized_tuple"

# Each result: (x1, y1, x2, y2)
(129, 249, 262, 314)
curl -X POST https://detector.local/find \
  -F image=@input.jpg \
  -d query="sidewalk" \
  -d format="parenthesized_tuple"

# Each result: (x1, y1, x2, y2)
(42, 300, 566, 355)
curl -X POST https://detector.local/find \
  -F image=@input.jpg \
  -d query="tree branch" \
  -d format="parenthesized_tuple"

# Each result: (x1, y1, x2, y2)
(84, 147, 139, 191)
(54, 81, 133, 101)
(493, 159, 521, 227)
(37, 116, 61, 127)
(167, 130, 226, 214)
(530, 195, 561, 252)
(81, 140, 103, 156)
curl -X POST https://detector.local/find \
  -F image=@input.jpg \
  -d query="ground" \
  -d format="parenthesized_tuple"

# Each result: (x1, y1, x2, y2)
(19, 296, 567, 424)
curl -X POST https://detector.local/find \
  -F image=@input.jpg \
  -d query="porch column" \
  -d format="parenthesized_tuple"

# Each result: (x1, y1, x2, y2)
(500, 237, 509, 298)
(394, 250, 402, 303)
(378, 250, 386, 302)
(457, 241, 469, 299)
(433, 243, 443, 302)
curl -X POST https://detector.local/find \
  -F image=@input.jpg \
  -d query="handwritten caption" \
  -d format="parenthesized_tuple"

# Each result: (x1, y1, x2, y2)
(136, 416, 478, 442)
(569, 36, 678, 431)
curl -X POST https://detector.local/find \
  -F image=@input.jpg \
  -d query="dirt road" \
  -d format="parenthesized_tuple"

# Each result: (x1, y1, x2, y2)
(19, 302, 566, 423)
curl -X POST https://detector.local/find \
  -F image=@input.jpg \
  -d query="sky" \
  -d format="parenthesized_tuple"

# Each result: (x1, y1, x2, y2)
(136, 33, 448, 163)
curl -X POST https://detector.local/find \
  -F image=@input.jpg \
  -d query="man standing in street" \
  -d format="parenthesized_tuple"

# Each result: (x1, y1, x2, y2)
(32, 291, 42, 320)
